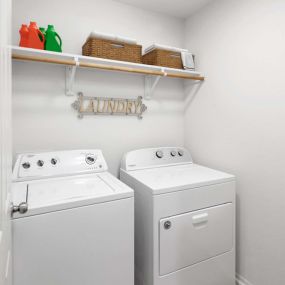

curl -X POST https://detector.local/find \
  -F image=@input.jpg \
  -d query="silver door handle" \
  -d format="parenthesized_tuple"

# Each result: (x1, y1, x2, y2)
(12, 202, 28, 214)
(11, 184, 29, 215)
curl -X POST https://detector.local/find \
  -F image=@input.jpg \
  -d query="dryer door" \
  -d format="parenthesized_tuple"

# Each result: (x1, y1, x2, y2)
(159, 203, 233, 275)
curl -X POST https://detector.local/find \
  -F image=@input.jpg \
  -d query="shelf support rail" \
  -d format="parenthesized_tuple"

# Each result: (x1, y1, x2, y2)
(65, 56, 79, 96)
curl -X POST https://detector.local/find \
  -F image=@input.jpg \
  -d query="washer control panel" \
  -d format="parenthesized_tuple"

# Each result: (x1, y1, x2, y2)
(13, 150, 108, 181)
(121, 147, 193, 171)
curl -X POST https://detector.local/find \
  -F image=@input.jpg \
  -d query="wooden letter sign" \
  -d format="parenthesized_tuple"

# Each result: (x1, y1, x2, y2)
(72, 93, 147, 119)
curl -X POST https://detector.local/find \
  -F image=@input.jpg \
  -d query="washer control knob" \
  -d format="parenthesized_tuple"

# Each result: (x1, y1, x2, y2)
(51, 158, 57, 165)
(22, 162, 30, 169)
(164, 221, 172, 230)
(178, 150, 184, 157)
(85, 154, 96, 165)
(156, 150, 164, 159)
(37, 160, 44, 167)
(170, 151, 177, 157)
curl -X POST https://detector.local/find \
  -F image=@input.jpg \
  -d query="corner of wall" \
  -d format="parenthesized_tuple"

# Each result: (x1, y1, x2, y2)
(236, 274, 253, 285)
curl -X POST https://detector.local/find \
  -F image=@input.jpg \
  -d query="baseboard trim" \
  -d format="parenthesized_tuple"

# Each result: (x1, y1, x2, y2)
(236, 273, 253, 285)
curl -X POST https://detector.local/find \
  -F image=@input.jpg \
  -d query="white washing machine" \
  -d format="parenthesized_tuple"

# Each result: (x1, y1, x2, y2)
(12, 150, 134, 285)
(120, 147, 235, 285)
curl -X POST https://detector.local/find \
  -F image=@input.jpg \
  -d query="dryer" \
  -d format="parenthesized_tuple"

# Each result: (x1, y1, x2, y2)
(12, 150, 134, 285)
(120, 147, 235, 285)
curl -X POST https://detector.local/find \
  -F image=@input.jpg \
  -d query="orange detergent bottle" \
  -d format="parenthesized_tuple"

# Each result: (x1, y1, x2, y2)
(19, 24, 29, 47)
(27, 21, 45, 49)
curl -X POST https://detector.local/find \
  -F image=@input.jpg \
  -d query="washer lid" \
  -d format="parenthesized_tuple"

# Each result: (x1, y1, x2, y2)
(124, 163, 235, 194)
(12, 172, 133, 218)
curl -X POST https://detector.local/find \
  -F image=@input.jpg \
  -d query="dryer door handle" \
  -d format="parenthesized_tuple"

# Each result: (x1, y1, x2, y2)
(192, 213, 208, 225)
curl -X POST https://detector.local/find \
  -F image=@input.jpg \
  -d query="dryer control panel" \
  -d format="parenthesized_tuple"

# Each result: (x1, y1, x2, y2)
(13, 150, 108, 181)
(121, 147, 193, 171)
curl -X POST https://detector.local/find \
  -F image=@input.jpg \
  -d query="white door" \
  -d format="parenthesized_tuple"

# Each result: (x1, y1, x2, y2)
(13, 198, 134, 285)
(0, 0, 12, 284)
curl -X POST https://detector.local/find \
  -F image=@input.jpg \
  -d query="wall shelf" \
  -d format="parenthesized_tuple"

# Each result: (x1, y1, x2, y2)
(11, 46, 205, 98)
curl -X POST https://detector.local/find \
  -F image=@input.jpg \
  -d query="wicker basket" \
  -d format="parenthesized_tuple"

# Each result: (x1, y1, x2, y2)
(82, 38, 142, 63)
(142, 49, 183, 69)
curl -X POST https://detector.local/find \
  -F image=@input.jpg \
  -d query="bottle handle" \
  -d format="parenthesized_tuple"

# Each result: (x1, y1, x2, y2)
(38, 30, 45, 44)
(55, 32, 62, 47)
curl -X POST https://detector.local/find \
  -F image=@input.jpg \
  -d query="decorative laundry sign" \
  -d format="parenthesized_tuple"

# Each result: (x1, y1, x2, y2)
(72, 93, 147, 119)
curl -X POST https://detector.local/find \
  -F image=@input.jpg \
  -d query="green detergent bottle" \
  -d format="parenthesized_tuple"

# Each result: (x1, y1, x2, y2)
(45, 25, 62, 52)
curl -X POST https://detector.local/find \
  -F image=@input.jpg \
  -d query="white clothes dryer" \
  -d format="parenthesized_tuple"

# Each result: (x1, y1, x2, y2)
(12, 150, 134, 285)
(120, 147, 235, 285)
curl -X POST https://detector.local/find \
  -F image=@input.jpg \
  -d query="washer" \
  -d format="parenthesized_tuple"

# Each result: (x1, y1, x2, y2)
(120, 147, 235, 285)
(12, 149, 134, 285)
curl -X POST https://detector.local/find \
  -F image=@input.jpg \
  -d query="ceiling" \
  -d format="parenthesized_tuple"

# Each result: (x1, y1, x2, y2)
(113, 0, 215, 18)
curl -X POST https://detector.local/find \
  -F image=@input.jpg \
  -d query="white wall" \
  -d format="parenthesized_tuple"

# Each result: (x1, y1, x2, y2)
(12, 0, 186, 175)
(184, 0, 285, 284)
(14, 1, 285, 283)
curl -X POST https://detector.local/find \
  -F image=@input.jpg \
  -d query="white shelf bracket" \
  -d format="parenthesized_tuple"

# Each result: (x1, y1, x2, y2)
(144, 75, 162, 100)
(144, 68, 167, 99)
(65, 56, 79, 96)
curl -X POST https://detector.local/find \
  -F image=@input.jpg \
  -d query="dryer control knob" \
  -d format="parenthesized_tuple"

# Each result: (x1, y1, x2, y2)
(156, 150, 163, 159)
(51, 158, 57, 165)
(178, 150, 184, 157)
(37, 160, 44, 167)
(170, 151, 177, 157)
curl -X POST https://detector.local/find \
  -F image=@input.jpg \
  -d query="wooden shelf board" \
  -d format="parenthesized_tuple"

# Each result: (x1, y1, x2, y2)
(11, 46, 205, 81)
